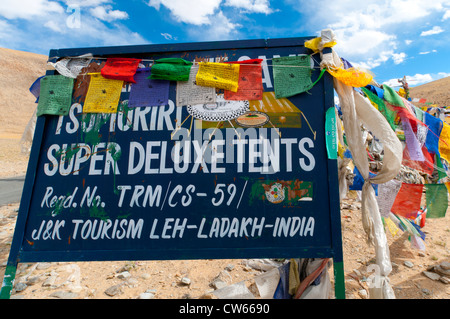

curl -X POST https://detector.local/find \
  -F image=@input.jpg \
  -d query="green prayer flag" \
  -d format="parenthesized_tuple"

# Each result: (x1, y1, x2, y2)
(150, 58, 193, 81)
(361, 87, 397, 131)
(272, 55, 314, 99)
(425, 184, 448, 218)
(383, 84, 404, 107)
(37, 75, 74, 117)
(435, 154, 447, 181)
(414, 105, 424, 122)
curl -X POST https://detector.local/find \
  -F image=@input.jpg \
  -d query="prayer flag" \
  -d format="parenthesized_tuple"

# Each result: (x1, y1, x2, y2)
(349, 166, 378, 194)
(196, 62, 240, 92)
(425, 184, 448, 218)
(385, 217, 400, 237)
(49, 54, 92, 79)
(377, 179, 402, 218)
(83, 73, 123, 113)
(272, 55, 313, 98)
(150, 58, 192, 82)
(36, 75, 74, 117)
(176, 65, 216, 106)
(402, 145, 434, 175)
(326, 67, 373, 88)
(128, 68, 169, 107)
(383, 85, 404, 107)
(424, 112, 443, 155)
(361, 87, 396, 130)
(402, 115, 425, 161)
(72, 61, 106, 104)
(390, 183, 423, 220)
(304, 36, 337, 53)
(438, 121, 450, 163)
(410, 235, 426, 251)
(29, 75, 44, 103)
(364, 85, 384, 99)
(101, 58, 141, 83)
(436, 153, 447, 181)
(224, 59, 263, 101)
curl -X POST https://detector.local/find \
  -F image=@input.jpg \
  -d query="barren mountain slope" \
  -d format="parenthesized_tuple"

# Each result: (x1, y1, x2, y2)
(409, 76, 450, 107)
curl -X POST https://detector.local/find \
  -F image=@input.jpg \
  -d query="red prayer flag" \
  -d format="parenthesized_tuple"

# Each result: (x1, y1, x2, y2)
(101, 58, 142, 83)
(402, 145, 434, 175)
(391, 183, 424, 220)
(224, 59, 263, 101)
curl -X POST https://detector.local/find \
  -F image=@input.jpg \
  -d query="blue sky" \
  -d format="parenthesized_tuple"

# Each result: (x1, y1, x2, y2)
(1, 0, 449, 89)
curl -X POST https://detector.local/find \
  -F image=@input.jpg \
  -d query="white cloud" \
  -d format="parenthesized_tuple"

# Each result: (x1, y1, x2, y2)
(383, 72, 450, 87)
(90, 5, 129, 22)
(406, 74, 434, 86)
(392, 52, 407, 64)
(0, 1, 146, 54)
(288, 0, 450, 70)
(0, 0, 64, 20)
(148, 0, 161, 10)
(332, 29, 396, 57)
(206, 10, 241, 38)
(187, 10, 241, 41)
(65, 0, 111, 7)
(44, 20, 64, 33)
(419, 49, 438, 54)
(161, 32, 177, 40)
(352, 50, 403, 69)
(443, 9, 450, 20)
(420, 26, 445, 36)
(0, 19, 14, 40)
(147, 0, 222, 25)
(224, 0, 273, 14)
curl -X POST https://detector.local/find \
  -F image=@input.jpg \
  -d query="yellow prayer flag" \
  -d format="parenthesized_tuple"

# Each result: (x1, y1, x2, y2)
(196, 62, 240, 92)
(438, 121, 450, 163)
(83, 73, 123, 113)
(327, 67, 373, 88)
(304, 37, 337, 53)
(385, 217, 400, 237)
(445, 182, 450, 194)
(338, 141, 346, 159)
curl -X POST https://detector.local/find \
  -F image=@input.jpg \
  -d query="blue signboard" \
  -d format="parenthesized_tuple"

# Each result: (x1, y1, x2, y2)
(1, 38, 344, 298)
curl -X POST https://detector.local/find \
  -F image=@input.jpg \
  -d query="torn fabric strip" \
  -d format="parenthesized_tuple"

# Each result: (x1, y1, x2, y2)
(49, 54, 93, 79)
